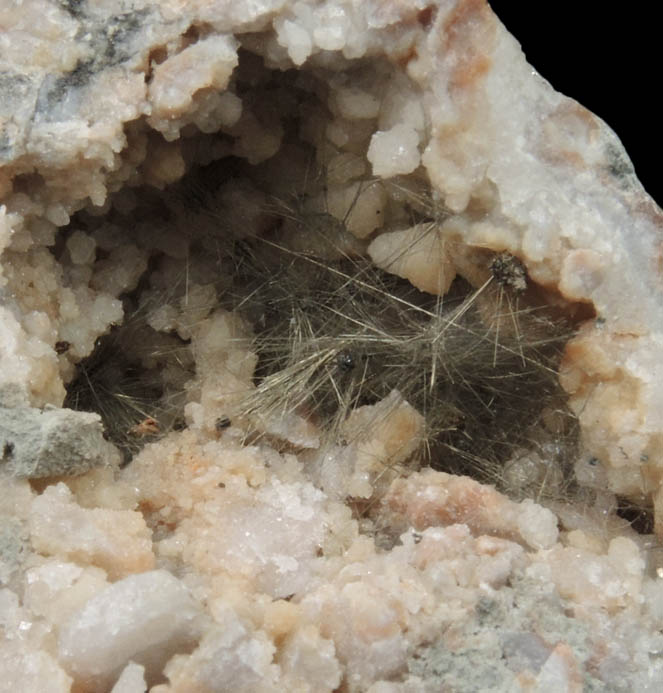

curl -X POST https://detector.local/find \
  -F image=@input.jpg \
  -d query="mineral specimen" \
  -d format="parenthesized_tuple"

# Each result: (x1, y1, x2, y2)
(1, 1, 663, 691)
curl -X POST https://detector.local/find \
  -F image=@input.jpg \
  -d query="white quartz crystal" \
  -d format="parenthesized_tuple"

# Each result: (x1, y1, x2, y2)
(367, 124, 422, 177)
(110, 662, 146, 693)
(58, 570, 203, 691)
(29, 483, 154, 580)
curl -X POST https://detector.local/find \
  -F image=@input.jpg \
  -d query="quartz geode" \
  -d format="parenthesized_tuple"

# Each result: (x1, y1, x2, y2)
(2, 1, 663, 691)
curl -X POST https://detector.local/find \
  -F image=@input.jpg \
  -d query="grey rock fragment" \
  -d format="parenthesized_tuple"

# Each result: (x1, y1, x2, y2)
(0, 404, 117, 478)
(0, 516, 29, 587)
(408, 580, 614, 692)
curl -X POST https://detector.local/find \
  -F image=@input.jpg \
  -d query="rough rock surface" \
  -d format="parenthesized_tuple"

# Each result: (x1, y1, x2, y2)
(0, 399, 119, 478)
(2, 1, 663, 691)
(1, 0, 660, 513)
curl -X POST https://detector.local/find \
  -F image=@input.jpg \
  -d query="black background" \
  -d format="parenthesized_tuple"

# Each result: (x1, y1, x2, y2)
(488, 3, 661, 205)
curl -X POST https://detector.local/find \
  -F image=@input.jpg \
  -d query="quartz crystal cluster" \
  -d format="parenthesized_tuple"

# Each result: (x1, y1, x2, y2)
(2, 1, 663, 691)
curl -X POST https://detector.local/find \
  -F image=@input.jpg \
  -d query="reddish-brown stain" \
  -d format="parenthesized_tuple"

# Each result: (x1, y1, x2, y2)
(417, 5, 435, 27)
(538, 102, 601, 172)
(453, 53, 492, 89)
(443, 0, 495, 90)
(656, 241, 663, 283)
(641, 202, 663, 288)
(546, 149, 586, 170)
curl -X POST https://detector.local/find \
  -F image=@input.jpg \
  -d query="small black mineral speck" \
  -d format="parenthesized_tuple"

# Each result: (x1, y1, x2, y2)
(335, 350, 355, 372)
(475, 596, 497, 618)
(55, 340, 71, 354)
(215, 416, 231, 431)
(490, 252, 527, 292)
